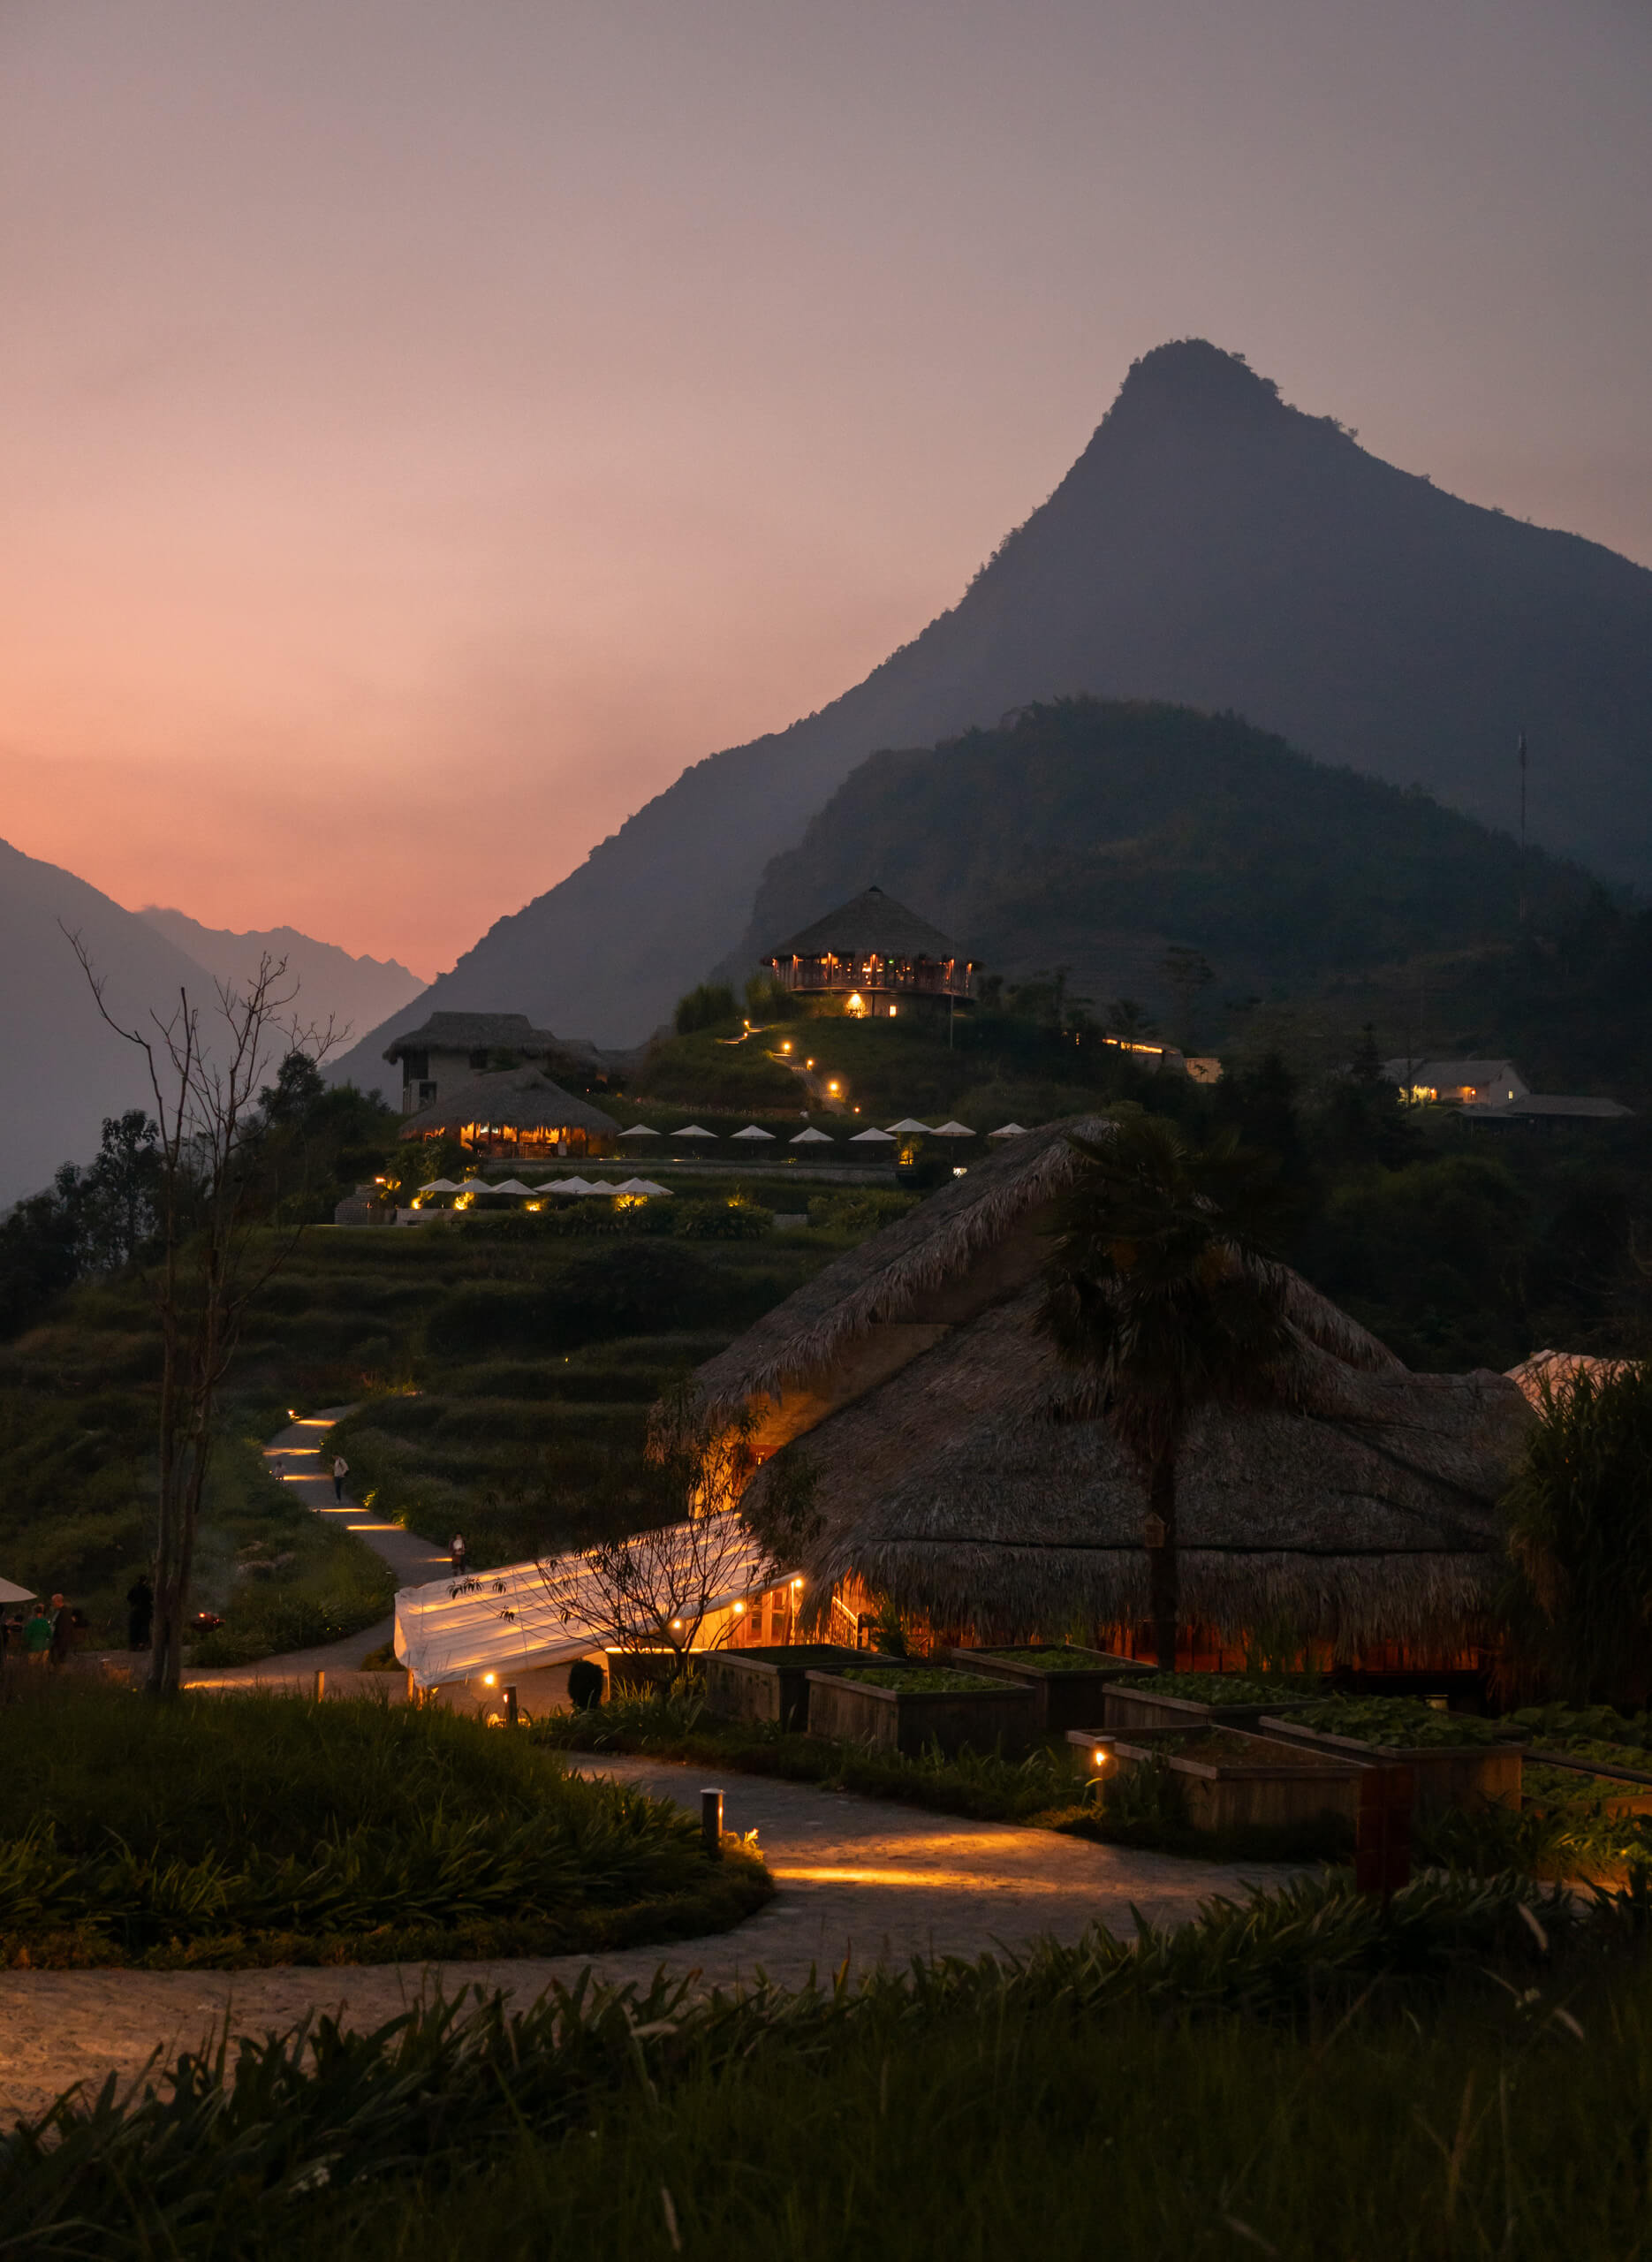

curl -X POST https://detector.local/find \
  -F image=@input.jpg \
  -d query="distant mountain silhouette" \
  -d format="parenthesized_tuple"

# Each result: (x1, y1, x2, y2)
(139, 907, 425, 1050)
(0, 841, 213, 1206)
(731, 698, 1595, 1017)
(330, 338, 1652, 1074)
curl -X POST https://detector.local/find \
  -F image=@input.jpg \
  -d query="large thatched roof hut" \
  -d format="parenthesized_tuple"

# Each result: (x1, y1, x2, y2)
(398, 1066, 620, 1159)
(699, 1119, 1533, 1649)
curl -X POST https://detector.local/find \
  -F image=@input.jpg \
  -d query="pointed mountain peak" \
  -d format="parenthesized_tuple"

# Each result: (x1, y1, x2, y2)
(1102, 338, 1288, 434)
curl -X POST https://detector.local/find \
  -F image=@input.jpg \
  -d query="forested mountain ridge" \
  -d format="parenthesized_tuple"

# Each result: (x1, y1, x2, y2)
(330, 338, 1652, 1071)
(730, 699, 1596, 1022)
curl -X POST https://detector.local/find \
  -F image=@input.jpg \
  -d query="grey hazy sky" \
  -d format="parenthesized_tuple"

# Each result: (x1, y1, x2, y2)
(4, 0, 1648, 970)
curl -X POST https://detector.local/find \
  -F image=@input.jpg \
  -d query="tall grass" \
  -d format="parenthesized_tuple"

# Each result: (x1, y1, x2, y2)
(0, 1683, 768, 1967)
(4, 1870, 1641, 2259)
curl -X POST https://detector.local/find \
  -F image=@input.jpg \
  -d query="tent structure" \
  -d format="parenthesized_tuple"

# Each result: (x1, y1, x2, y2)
(392, 1527, 789, 1688)
(731, 1125, 777, 1142)
(618, 1124, 662, 1139)
(792, 1127, 834, 1144)
(696, 1118, 1535, 1651)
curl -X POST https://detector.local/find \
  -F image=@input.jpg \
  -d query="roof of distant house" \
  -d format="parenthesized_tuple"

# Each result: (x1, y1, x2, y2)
(383, 1012, 600, 1065)
(1380, 1056, 1522, 1088)
(397, 1066, 620, 1139)
(767, 885, 966, 964)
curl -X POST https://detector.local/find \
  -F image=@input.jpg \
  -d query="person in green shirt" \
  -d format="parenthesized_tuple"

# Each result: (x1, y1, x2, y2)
(22, 1605, 52, 1667)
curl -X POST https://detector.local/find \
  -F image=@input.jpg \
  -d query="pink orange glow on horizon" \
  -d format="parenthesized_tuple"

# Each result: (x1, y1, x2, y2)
(4, 1, 1650, 972)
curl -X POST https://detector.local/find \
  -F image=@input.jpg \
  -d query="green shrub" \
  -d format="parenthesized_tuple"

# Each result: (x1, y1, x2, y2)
(0, 1684, 768, 1965)
(671, 1199, 773, 1240)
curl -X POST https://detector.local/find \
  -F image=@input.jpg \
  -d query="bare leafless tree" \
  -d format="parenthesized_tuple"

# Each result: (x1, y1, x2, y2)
(66, 932, 338, 1694)
(534, 1387, 792, 1674)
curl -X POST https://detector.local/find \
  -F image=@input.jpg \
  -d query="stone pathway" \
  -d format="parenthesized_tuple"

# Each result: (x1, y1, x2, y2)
(0, 1751, 1300, 2123)
(184, 1408, 447, 1687)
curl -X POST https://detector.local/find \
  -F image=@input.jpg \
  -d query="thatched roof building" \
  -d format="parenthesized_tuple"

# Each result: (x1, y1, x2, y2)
(700, 1119, 1534, 1648)
(762, 884, 976, 1015)
(398, 1066, 620, 1159)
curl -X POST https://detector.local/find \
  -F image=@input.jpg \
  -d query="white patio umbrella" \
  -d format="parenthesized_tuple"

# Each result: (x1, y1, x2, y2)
(987, 1122, 1031, 1139)
(578, 1180, 618, 1196)
(730, 1124, 776, 1141)
(421, 1177, 460, 1193)
(456, 1178, 493, 1195)
(931, 1120, 975, 1139)
(792, 1126, 834, 1144)
(617, 1123, 662, 1139)
(885, 1119, 934, 1135)
(672, 1124, 716, 1140)
(537, 1177, 594, 1195)
(491, 1179, 536, 1196)
(618, 1178, 671, 1196)
(0, 1575, 37, 1604)
(849, 1126, 898, 1143)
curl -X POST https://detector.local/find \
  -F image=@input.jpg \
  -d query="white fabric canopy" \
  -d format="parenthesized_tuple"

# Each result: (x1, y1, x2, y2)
(731, 1125, 776, 1141)
(849, 1126, 897, 1143)
(393, 1530, 788, 1688)
(791, 1127, 833, 1143)
(672, 1124, 716, 1139)
(618, 1124, 662, 1138)
(492, 1179, 536, 1196)
(537, 1176, 595, 1195)
(885, 1118, 934, 1135)
(988, 1122, 1031, 1139)
(616, 1178, 671, 1196)
(0, 1575, 37, 1604)
(456, 1178, 492, 1195)
(422, 1177, 460, 1193)
(931, 1120, 975, 1138)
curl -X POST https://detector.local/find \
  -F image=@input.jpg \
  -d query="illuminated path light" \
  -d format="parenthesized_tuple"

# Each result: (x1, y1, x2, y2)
(0, 1758, 1310, 2118)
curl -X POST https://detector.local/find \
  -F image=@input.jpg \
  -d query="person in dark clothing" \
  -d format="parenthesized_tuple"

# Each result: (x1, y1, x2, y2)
(127, 1575, 154, 1651)
(49, 1591, 75, 1667)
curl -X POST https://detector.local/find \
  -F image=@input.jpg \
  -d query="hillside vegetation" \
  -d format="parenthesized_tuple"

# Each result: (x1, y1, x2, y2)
(736, 698, 1594, 1036)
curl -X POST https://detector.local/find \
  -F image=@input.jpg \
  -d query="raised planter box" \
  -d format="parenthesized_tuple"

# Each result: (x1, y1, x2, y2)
(947, 1645, 1140, 1734)
(1068, 1726, 1364, 1835)
(806, 1667, 1036, 1758)
(1523, 1748, 1652, 1818)
(1102, 1683, 1318, 1734)
(1256, 1714, 1522, 1816)
(703, 1645, 880, 1733)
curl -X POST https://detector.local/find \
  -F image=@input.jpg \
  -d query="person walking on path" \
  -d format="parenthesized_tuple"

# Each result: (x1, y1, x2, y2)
(48, 1593, 75, 1668)
(450, 1534, 468, 1575)
(23, 1604, 52, 1670)
(332, 1454, 349, 1503)
(126, 1575, 154, 1651)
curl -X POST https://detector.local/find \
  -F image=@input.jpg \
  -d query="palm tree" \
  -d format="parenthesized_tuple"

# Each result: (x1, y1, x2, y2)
(1039, 1112, 1317, 1668)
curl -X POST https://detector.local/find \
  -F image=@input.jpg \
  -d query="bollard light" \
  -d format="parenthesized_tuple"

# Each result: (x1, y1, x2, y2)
(504, 1683, 519, 1727)
(701, 1788, 724, 1857)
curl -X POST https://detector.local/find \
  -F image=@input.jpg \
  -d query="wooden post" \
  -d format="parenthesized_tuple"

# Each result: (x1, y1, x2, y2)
(1354, 1765, 1413, 1896)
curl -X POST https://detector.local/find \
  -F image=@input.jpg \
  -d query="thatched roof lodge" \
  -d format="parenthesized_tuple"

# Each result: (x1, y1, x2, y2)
(398, 1066, 620, 1159)
(699, 1119, 1534, 1652)
(762, 884, 977, 1016)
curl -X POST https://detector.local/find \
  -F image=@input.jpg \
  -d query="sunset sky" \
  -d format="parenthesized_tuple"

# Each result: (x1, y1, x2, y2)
(4, 0, 1649, 978)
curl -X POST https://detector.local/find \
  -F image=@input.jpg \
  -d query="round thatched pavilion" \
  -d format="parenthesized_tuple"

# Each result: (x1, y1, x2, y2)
(762, 885, 977, 1016)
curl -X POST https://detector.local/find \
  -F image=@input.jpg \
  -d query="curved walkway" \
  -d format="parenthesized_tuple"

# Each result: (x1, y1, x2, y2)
(0, 1752, 1300, 2122)
(184, 1408, 447, 1688)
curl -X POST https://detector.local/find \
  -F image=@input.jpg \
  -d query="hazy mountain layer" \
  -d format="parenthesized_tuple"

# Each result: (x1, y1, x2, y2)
(731, 699, 1595, 1020)
(0, 841, 214, 1205)
(140, 907, 425, 1057)
(331, 338, 1652, 1074)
